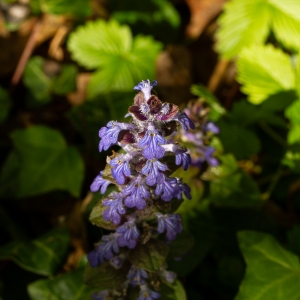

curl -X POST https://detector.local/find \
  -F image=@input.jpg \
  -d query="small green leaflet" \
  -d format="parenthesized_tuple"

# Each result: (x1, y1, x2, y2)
(67, 19, 162, 97)
(216, 0, 300, 58)
(236, 231, 300, 300)
(9, 125, 84, 198)
(237, 45, 295, 104)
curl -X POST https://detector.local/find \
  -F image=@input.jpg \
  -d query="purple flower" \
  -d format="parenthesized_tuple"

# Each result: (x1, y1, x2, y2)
(134, 80, 157, 100)
(127, 266, 148, 286)
(110, 155, 131, 185)
(116, 219, 140, 249)
(92, 290, 110, 300)
(102, 192, 126, 225)
(161, 270, 177, 283)
(109, 255, 125, 269)
(138, 285, 160, 300)
(175, 150, 191, 171)
(88, 234, 119, 267)
(90, 171, 111, 194)
(156, 213, 182, 241)
(123, 177, 150, 210)
(176, 112, 195, 131)
(155, 175, 177, 201)
(200, 146, 219, 166)
(139, 129, 166, 159)
(203, 121, 220, 134)
(141, 159, 168, 186)
(174, 178, 191, 200)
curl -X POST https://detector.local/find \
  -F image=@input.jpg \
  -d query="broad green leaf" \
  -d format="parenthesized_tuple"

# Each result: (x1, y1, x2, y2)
(168, 230, 194, 259)
(216, 0, 269, 59)
(217, 120, 260, 159)
(84, 261, 129, 289)
(236, 230, 300, 300)
(0, 227, 69, 276)
(128, 240, 169, 272)
(68, 19, 162, 96)
(52, 64, 78, 95)
(28, 268, 96, 300)
(152, 0, 180, 28)
(0, 86, 11, 122)
(287, 124, 300, 145)
(30, 0, 91, 18)
(285, 100, 300, 126)
(160, 280, 187, 300)
(237, 45, 295, 104)
(10, 126, 84, 197)
(190, 84, 226, 121)
(23, 56, 52, 104)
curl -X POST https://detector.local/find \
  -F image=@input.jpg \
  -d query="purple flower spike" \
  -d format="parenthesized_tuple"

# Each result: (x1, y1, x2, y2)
(110, 255, 124, 269)
(155, 175, 177, 201)
(127, 266, 148, 286)
(138, 285, 160, 300)
(141, 159, 168, 186)
(139, 129, 166, 159)
(200, 146, 219, 166)
(175, 151, 191, 171)
(176, 112, 195, 131)
(204, 121, 220, 134)
(134, 80, 157, 100)
(117, 219, 140, 249)
(174, 179, 191, 200)
(156, 213, 182, 241)
(90, 171, 111, 194)
(102, 192, 126, 225)
(92, 290, 110, 300)
(110, 155, 131, 185)
(123, 177, 150, 210)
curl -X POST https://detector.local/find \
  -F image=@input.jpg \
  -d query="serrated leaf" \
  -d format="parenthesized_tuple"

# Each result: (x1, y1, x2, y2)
(0, 86, 11, 123)
(52, 64, 78, 95)
(84, 261, 129, 289)
(237, 45, 295, 104)
(128, 240, 169, 272)
(0, 227, 69, 276)
(216, 0, 269, 59)
(10, 126, 84, 198)
(160, 280, 187, 300)
(23, 56, 52, 104)
(68, 19, 162, 96)
(236, 230, 300, 300)
(28, 268, 96, 300)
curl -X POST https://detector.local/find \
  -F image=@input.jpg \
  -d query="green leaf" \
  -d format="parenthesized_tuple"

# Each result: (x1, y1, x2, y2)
(128, 240, 169, 272)
(10, 125, 84, 198)
(152, 0, 180, 28)
(68, 19, 162, 96)
(287, 225, 300, 257)
(216, 0, 269, 59)
(0, 227, 69, 276)
(0, 86, 11, 123)
(160, 280, 187, 300)
(236, 230, 300, 300)
(84, 261, 129, 289)
(52, 64, 78, 95)
(237, 45, 295, 104)
(168, 230, 194, 259)
(287, 124, 300, 145)
(217, 120, 260, 160)
(28, 268, 96, 300)
(190, 84, 226, 121)
(23, 56, 52, 104)
(30, 0, 91, 18)
(285, 100, 300, 126)
(282, 144, 300, 173)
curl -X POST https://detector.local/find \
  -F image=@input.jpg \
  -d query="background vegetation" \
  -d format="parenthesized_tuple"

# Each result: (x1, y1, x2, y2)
(0, 0, 300, 299)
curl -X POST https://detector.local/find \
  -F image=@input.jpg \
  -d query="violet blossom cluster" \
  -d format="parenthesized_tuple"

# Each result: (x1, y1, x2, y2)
(88, 80, 194, 300)
(178, 100, 219, 168)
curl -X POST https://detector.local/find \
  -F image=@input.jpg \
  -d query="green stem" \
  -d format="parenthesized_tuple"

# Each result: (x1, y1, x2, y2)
(261, 166, 283, 201)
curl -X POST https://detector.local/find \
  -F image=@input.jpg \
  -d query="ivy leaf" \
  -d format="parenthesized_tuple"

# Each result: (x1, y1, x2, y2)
(160, 280, 187, 300)
(128, 240, 169, 272)
(52, 64, 78, 95)
(190, 84, 226, 121)
(10, 125, 84, 198)
(84, 261, 129, 289)
(237, 45, 295, 104)
(28, 268, 96, 300)
(236, 230, 300, 300)
(0, 86, 11, 123)
(23, 56, 52, 104)
(0, 227, 69, 276)
(67, 19, 162, 97)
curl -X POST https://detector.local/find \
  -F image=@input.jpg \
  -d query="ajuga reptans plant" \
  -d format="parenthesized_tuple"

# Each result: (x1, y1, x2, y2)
(87, 80, 195, 300)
